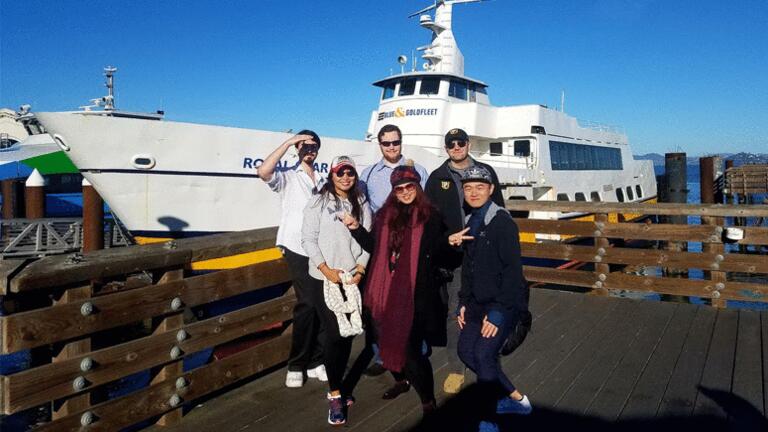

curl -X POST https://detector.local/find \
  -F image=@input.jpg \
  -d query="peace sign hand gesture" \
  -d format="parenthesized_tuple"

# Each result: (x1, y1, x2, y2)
(448, 227, 474, 247)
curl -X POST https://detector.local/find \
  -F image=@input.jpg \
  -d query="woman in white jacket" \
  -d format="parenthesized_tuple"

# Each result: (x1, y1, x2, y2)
(302, 155, 372, 426)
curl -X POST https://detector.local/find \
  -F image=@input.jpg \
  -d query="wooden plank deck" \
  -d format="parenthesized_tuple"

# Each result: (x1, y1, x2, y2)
(150, 289, 768, 431)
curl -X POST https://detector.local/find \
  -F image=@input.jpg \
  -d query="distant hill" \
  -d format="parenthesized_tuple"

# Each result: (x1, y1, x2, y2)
(634, 152, 768, 166)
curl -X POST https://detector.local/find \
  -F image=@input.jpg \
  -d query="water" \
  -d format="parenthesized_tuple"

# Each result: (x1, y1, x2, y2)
(622, 164, 768, 309)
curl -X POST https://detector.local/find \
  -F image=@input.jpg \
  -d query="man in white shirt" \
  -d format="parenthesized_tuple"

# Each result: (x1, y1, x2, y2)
(258, 130, 327, 388)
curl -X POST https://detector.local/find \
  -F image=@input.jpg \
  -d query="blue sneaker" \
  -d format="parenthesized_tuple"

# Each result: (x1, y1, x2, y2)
(327, 394, 346, 426)
(496, 395, 532, 415)
(479, 421, 500, 432)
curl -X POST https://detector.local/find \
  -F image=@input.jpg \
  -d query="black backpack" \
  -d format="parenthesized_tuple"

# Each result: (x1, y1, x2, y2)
(500, 310, 532, 356)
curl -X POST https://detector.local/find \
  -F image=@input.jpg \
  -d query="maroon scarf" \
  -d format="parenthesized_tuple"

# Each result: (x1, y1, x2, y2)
(364, 207, 424, 372)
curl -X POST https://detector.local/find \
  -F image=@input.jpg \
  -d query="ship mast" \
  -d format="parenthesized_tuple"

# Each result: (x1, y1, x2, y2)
(409, 0, 486, 75)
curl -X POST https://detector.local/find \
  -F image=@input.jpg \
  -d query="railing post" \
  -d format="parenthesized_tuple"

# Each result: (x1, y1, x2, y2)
(592, 213, 610, 296)
(700, 157, 727, 308)
(153, 268, 185, 427)
(51, 284, 94, 419)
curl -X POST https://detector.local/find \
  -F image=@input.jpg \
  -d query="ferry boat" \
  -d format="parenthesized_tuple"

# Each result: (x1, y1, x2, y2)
(28, 0, 656, 266)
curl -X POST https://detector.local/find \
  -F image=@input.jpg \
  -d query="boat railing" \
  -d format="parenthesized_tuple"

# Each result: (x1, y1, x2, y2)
(578, 119, 626, 135)
(0, 217, 130, 258)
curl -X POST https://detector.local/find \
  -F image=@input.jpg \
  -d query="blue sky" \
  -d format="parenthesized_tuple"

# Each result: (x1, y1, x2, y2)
(1, 0, 766, 156)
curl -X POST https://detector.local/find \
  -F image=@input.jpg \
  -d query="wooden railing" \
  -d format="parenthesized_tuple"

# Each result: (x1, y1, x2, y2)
(0, 227, 295, 431)
(1, 201, 767, 430)
(509, 201, 768, 306)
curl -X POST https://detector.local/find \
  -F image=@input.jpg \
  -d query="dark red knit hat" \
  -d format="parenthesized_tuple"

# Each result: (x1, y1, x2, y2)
(390, 160, 421, 187)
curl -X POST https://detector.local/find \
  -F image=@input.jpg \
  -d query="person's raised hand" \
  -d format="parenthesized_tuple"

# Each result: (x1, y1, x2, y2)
(341, 212, 360, 230)
(448, 227, 474, 246)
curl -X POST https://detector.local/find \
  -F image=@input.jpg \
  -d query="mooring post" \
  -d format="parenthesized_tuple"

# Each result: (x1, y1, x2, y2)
(24, 169, 46, 219)
(2, 178, 25, 239)
(82, 178, 104, 252)
(700, 156, 727, 308)
(725, 159, 735, 205)
(662, 153, 688, 276)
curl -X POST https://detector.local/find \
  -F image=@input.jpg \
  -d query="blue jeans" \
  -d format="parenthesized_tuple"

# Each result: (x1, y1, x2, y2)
(457, 305, 516, 394)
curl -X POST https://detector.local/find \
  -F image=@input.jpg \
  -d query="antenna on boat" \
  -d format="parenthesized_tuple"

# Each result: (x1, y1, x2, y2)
(397, 55, 408, 74)
(408, 0, 488, 17)
(560, 89, 565, 113)
(103, 66, 117, 111)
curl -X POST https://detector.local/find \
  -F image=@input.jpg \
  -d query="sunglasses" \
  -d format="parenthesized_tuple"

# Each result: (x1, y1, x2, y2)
(335, 169, 357, 178)
(379, 140, 402, 147)
(300, 143, 320, 152)
(394, 183, 417, 194)
(445, 140, 468, 150)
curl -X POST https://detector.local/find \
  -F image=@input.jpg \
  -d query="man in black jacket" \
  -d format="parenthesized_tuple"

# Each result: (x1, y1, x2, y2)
(425, 128, 505, 394)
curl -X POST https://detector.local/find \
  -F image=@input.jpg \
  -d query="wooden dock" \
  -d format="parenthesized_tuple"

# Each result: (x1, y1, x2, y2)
(1, 200, 766, 431)
(149, 288, 768, 432)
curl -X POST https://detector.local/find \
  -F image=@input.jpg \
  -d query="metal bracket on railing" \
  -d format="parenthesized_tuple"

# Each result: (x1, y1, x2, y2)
(80, 302, 94, 316)
(66, 252, 85, 265)
(72, 376, 88, 391)
(80, 411, 95, 426)
(175, 377, 188, 389)
(80, 357, 94, 372)
(170, 345, 182, 359)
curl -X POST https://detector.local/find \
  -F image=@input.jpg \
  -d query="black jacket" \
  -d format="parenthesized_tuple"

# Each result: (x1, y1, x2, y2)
(459, 202, 529, 327)
(425, 158, 505, 235)
(351, 211, 460, 347)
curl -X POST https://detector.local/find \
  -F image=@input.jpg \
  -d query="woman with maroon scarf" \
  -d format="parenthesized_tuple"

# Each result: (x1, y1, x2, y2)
(342, 162, 459, 414)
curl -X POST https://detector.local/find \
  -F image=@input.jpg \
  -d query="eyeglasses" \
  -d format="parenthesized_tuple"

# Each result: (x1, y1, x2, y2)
(379, 140, 402, 147)
(445, 140, 468, 150)
(394, 183, 417, 194)
(336, 169, 357, 178)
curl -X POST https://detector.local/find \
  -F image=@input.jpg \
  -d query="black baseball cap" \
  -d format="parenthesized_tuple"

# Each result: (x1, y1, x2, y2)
(444, 128, 469, 146)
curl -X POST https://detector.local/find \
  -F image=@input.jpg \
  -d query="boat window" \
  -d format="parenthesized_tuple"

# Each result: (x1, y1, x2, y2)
(514, 140, 531, 157)
(557, 193, 570, 201)
(449, 80, 468, 100)
(590, 191, 601, 202)
(626, 186, 634, 201)
(398, 78, 416, 96)
(635, 185, 643, 198)
(475, 84, 487, 95)
(549, 141, 623, 171)
(489, 142, 503, 156)
(616, 188, 625, 202)
(420, 78, 440, 95)
(382, 82, 395, 100)
(575, 192, 587, 201)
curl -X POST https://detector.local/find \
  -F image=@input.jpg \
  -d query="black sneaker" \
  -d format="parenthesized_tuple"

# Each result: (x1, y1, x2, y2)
(364, 363, 387, 377)
(382, 380, 411, 400)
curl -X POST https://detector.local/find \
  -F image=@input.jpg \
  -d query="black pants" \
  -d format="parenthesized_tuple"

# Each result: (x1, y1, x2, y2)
(283, 247, 324, 372)
(311, 276, 356, 392)
(401, 337, 436, 404)
(343, 308, 435, 404)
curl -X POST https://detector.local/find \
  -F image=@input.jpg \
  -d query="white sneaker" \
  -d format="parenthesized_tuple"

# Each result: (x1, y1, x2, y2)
(285, 370, 304, 388)
(307, 364, 328, 382)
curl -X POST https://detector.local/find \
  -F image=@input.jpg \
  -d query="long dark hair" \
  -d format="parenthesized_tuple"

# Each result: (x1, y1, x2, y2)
(380, 183, 433, 253)
(318, 169, 366, 224)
